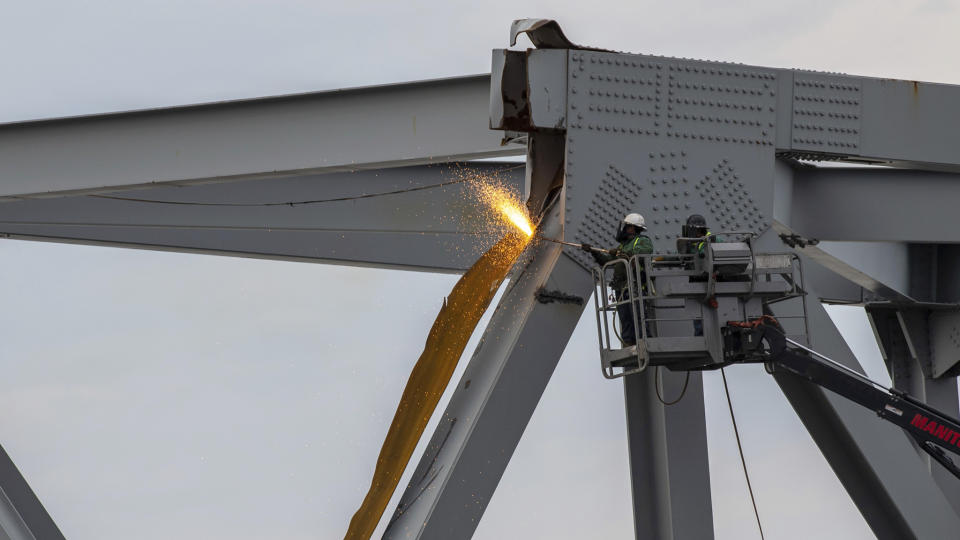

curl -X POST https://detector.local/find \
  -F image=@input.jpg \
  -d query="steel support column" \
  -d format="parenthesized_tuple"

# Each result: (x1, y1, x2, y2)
(623, 370, 712, 540)
(866, 307, 960, 512)
(385, 196, 595, 539)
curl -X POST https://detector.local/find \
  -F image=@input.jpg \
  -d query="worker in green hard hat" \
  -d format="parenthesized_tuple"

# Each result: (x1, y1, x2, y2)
(580, 213, 653, 346)
(678, 214, 718, 336)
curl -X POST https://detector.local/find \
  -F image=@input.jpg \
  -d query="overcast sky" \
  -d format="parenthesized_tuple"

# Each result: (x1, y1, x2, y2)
(1, 1, 958, 539)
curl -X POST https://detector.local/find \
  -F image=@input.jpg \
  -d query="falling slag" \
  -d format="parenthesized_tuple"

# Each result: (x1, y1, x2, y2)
(345, 179, 534, 539)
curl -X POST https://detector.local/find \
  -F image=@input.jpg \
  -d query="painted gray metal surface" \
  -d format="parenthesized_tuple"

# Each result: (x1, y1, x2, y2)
(909, 245, 960, 305)
(526, 50, 568, 131)
(866, 306, 960, 512)
(768, 254, 960, 538)
(897, 246, 960, 378)
(559, 48, 779, 271)
(929, 310, 960, 377)
(536, 44, 960, 269)
(384, 198, 596, 539)
(772, 157, 913, 304)
(775, 73, 960, 169)
(622, 370, 713, 540)
(0, 164, 525, 273)
(0, 75, 522, 199)
(507, 44, 744, 540)
(517, 32, 960, 538)
(778, 234, 914, 304)
(557, 48, 960, 266)
(0, 444, 64, 540)
(790, 168, 960, 243)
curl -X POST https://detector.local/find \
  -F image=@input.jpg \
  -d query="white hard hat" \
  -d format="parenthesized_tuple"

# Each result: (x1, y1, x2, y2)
(622, 213, 645, 229)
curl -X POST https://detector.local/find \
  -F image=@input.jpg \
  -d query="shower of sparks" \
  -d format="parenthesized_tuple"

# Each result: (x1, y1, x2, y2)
(452, 165, 535, 239)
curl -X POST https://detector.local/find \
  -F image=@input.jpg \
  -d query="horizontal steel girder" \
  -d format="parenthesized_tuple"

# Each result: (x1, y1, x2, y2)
(497, 45, 960, 276)
(0, 75, 522, 199)
(0, 163, 525, 273)
(790, 167, 960, 243)
(770, 159, 913, 304)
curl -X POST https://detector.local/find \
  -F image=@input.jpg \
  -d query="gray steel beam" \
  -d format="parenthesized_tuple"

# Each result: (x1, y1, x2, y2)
(865, 307, 960, 513)
(816, 241, 910, 296)
(0, 75, 522, 199)
(854, 78, 960, 169)
(0, 163, 525, 273)
(0, 444, 64, 540)
(623, 370, 713, 540)
(794, 252, 873, 305)
(772, 226, 913, 303)
(773, 69, 960, 171)
(771, 161, 913, 303)
(790, 168, 960, 243)
(771, 160, 873, 305)
(385, 197, 595, 539)
(909, 244, 960, 306)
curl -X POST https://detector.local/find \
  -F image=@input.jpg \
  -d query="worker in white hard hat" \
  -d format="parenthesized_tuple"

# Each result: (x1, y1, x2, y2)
(581, 213, 653, 346)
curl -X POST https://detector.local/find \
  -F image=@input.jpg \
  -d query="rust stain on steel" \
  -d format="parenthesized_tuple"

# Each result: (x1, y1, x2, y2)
(498, 50, 531, 132)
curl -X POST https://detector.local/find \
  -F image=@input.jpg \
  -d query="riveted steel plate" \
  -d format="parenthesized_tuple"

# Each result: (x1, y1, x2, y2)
(564, 51, 778, 268)
(791, 74, 862, 155)
(931, 310, 960, 377)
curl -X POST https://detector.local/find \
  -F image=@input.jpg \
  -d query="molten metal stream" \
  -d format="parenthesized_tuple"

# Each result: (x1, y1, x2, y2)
(345, 190, 533, 539)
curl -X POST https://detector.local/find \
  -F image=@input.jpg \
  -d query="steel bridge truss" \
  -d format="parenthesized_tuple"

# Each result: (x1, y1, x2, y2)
(2, 18, 960, 540)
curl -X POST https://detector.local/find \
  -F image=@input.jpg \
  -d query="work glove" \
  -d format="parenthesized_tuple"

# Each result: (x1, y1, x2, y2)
(580, 243, 594, 253)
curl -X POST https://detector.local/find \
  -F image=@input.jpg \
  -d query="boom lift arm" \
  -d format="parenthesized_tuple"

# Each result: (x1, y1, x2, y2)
(723, 317, 960, 480)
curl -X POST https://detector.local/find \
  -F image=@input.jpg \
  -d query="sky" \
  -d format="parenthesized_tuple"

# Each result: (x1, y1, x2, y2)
(1, 1, 958, 539)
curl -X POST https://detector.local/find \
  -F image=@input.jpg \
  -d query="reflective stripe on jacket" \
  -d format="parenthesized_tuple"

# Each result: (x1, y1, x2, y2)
(696, 231, 714, 254)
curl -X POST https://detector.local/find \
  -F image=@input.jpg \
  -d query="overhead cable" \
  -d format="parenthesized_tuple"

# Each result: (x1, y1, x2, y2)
(721, 368, 766, 540)
(88, 164, 525, 208)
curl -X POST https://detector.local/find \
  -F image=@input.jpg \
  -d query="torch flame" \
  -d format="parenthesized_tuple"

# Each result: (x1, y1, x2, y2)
(498, 201, 534, 237)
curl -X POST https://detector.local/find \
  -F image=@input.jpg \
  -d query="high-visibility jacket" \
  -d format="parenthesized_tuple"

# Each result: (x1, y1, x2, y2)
(592, 235, 654, 293)
(696, 231, 715, 255)
(679, 231, 717, 256)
